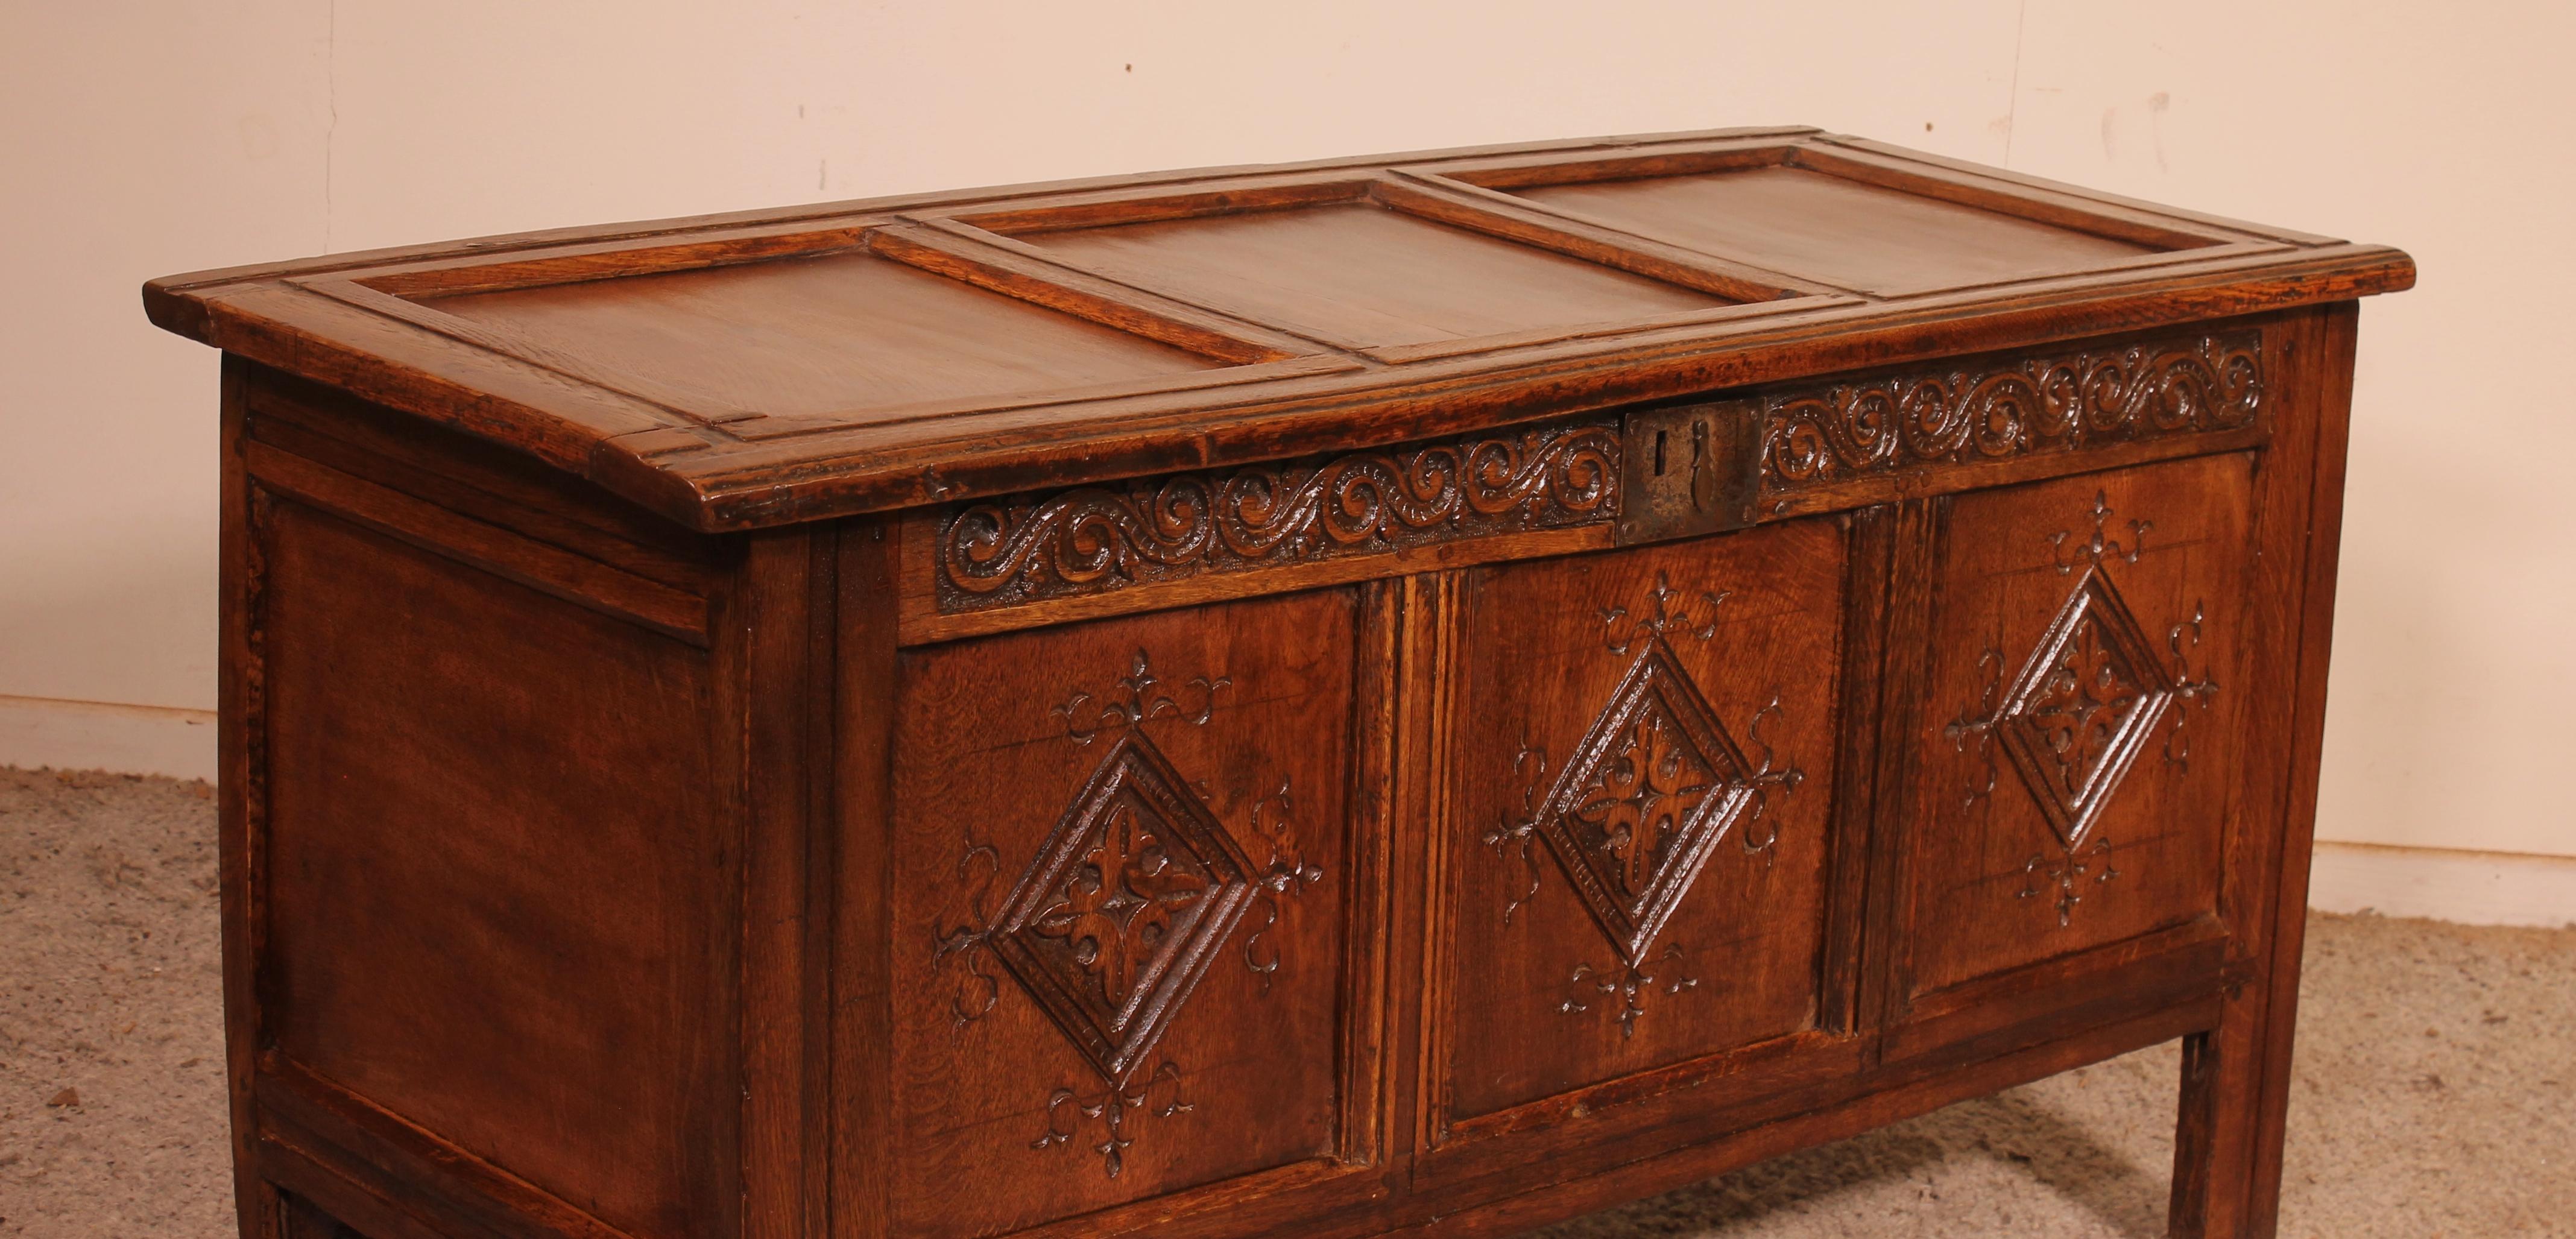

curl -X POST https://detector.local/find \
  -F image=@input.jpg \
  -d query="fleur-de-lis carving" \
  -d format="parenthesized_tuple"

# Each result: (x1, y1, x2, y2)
(2048, 490, 2150, 574)
(1599, 573, 1728, 654)
(1481, 742, 1551, 928)
(2025, 613, 2151, 798)
(2164, 601, 2221, 771)
(1483, 571, 1806, 1041)
(933, 650, 1324, 1181)
(931, 836, 1004, 1028)
(2021, 837, 2122, 927)
(1053, 649, 1231, 745)
(1240, 781, 1324, 992)
(1573, 708, 1718, 903)
(1033, 1062, 1192, 1181)
(1029, 803, 1210, 1009)
(1561, 942, 1699, 1040)
(1951, 494, 2228, 928)
(1947, 649, 2007, 813)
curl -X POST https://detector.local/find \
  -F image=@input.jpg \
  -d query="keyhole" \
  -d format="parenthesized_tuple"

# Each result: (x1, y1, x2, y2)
(1653, 429, 1668, 477)
(1688, 418, 1718, 511)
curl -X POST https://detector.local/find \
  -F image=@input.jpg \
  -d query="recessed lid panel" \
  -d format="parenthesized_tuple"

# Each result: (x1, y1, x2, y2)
(145, 127, 2413, 531)
(424, 250, 1222, 421)
(1514, 165, 2169, 294)
(1024, 203, 1728, 351)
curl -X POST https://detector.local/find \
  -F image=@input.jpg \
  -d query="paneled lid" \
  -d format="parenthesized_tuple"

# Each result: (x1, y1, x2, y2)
(145, 126, 2412, 532)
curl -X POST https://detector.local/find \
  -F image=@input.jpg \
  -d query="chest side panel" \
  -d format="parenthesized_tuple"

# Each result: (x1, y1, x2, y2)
(257, 500, 731, 1239)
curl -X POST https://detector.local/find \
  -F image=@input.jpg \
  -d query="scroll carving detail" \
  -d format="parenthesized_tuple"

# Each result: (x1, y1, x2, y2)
(937, 421, 1621, 613)
(1764, 332, 2262, 490)
(937, 332, 2265, 616)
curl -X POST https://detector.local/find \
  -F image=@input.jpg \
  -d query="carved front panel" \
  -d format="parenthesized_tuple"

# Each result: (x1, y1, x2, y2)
(1905, 455, 2252, 997)
(1441, 521, 1844, 1126)
(890, 592, 1356, 1237)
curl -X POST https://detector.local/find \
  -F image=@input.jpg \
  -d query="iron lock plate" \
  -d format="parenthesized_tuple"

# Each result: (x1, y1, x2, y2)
(1614, 399, 1762, 544)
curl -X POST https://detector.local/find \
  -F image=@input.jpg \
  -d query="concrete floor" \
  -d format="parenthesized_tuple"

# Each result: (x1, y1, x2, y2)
(4, 767, 2571, 1238)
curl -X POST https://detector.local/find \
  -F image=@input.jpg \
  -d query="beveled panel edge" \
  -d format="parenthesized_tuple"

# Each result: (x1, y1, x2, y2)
(985, 1159, 1375, 1239)
(1368, 997, 2217, 1238)
(1780, 143, 2254, 251)
(1810, 134, 2343, 248)
(300, 238, 1364, 441)
(144, 130, 2409, 539)
(1412, 134, 1800, 191)
(908, 179, 1841, 365)
(897, 323, 2275, 642)
(936, 175, 1380, 237)
(868, 218, 1348, 364)
(272, 132, 2266, 435)
(1352, 297, 1861, 367)
(1436, 1028, 1848, 1150)
(1406, 1032, 1870, 1196)
(1849, 239, 2297, 302)
(1882, 915, 2237, 1066)
(1423, 137, 2298, 305)
(296, 278, 776, 427)
(1407, 133, 2264, 293)
(247, 443, 716, 646)
(1366, 170, 1849, 302)
(147, 128, 1828, 312)
(256, 1057, 642, 1239)
(667, 250, 2399, 529)
(330, 221, 877, 300)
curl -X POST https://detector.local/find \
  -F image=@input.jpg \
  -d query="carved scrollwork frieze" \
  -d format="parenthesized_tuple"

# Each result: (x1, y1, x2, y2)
(1763, 331, 2263, 491)
(930, 331, 2265, 617)
(936, 421, 1622, 613)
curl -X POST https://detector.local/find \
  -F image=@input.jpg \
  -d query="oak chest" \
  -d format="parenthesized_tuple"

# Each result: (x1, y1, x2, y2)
(144, 126, 2413, 1239)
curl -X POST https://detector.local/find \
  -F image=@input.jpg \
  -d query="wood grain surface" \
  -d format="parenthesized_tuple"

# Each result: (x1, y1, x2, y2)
(146, 128, 2411, 531)
(173, 129, 2407, 1239)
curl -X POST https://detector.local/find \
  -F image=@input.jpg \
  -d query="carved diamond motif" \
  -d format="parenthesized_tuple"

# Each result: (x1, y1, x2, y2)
(989, 733, 1257, 1084)
(1994, 568, 2176, 848)
(1531, 638, 1756, 965)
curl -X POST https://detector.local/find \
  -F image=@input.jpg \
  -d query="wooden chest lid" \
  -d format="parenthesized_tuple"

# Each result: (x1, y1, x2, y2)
(145, 126, 2412, 532)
